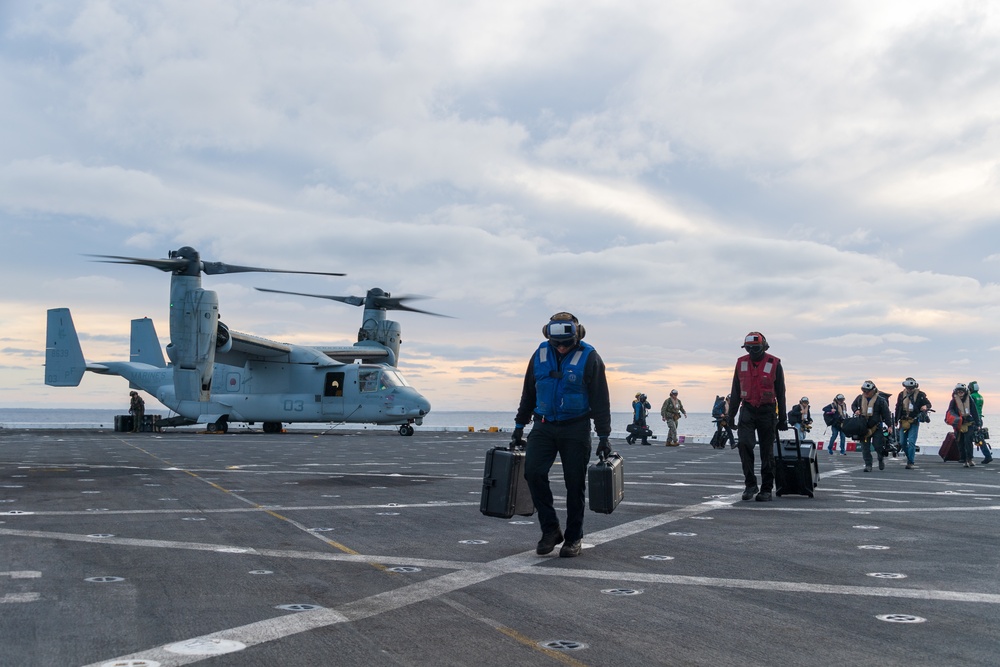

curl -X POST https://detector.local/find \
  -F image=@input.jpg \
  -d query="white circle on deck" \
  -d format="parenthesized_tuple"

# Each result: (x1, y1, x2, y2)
(165, 638, 246, 655)
(540, 640, 588, 651)
(88, 534, 115, 538)
(868, 573, 908, 579)
(248, 570, 273, 575)
(848, 511, 871, 514)
(376, 512, 400, 516)
(85, 576, 124, 583)
(182, 517, 207, 521)
(602, 588, 643, 596)
(308, 528, 334, 532)
(690, 516, 714, 520)
(858, 545, 890, 550)
(876, 614, 926, 623)
(459, 540, 488, 545)
(669, 532, 697, 537)
(276, 604, 323, 611)
(388, 566, 422, 573)
(102, 660, 161, 667)
(853, 525, 880, 530)
(509, 520, 534, 525)
(642, 555, 675, 561)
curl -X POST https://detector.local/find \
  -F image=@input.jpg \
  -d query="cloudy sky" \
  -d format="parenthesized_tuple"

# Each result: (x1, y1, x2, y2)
(2, 1, 998, 416)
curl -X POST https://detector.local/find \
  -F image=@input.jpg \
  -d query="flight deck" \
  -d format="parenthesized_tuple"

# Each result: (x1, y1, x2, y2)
(0, 428, 997, 666)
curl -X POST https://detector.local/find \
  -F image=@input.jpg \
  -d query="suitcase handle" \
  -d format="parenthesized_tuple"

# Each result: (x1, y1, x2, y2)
(775, 429, 803, 459)
(597, 451, 621, 464)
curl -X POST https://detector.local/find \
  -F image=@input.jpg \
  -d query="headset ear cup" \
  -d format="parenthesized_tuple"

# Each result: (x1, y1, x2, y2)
(542, 325, 549, 339)
(577, 324, 586, 340)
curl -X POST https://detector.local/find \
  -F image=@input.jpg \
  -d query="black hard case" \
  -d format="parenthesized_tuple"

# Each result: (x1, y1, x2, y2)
(588, 452, 625, 514)
(773, 432, 818, 498)
(480, 445, 535, 518)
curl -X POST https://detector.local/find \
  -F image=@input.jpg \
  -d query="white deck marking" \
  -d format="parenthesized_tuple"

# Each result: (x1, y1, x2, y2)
(0, 570, 41, 604)
(525, 569, 1000, 604)
(14, 442, 998, 666)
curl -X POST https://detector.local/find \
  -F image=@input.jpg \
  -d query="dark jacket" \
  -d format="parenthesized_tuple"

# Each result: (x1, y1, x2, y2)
(788, 404, 812, 426)
(514, 343, 612, 437)
(851, 392, 893, 429)
(823, 402, 848, 427)
(894, 390, 932, 424)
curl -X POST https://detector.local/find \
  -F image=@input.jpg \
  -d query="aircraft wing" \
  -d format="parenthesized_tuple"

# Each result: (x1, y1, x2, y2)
(221, 330, 293, 363)
(319, 345, 392, 363)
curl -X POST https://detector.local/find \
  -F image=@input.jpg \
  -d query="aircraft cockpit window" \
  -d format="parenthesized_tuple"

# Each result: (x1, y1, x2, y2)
(382, 370, 411, 387)
(359, 369, 381, 393)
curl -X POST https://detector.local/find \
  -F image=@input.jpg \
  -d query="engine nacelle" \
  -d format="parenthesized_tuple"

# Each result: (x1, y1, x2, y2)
(358, 316, 402, 367)
(167, 278, 219, 401)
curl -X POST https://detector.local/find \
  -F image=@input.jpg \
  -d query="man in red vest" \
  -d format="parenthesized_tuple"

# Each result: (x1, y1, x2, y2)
(728, 332, 788, 502)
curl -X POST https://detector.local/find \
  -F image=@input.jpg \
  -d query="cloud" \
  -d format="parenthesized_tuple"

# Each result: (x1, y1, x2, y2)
(3, 1, 1000, 411)
(812, 333, 931, 347)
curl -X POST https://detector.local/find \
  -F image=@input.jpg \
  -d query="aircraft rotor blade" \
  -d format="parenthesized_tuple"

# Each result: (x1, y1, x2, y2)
(88, 253, 344, 277)
(87, 254, 189, 273)
(255, 287, 365, 306)
(372, 294, 452, 317)
(202, 262, 345, 277)
(256, 287, 451, 317)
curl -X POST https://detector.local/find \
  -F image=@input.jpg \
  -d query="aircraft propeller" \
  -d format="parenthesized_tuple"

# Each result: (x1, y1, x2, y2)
(88, 246, 345, 277)
(255, 286, 451, 317)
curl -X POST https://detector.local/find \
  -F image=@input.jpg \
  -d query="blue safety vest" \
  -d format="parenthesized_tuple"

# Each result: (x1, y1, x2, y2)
(533, 341, 593, 421)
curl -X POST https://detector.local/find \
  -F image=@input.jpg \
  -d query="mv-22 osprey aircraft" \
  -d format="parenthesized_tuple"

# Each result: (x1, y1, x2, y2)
(45, 246, 434, 435)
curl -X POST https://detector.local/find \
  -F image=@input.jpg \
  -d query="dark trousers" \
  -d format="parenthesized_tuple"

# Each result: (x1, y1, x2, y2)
(737, 405, 776, 491)
(524, 419, 592, 542)
(957, 428, 976, 463)
(861, 429, 885, 467)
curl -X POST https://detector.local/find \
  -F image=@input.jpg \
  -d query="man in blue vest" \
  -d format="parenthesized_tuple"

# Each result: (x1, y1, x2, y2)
(728, 332, 787, 502)
(512, 312, 612, 557)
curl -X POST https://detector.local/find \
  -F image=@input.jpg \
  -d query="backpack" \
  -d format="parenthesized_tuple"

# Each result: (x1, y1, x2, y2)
(711, 396, 726, 419)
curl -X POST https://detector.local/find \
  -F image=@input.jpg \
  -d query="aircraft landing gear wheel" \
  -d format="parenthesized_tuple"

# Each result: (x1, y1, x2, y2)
(399, 425, 414, 436)
(208, 419, 229, 434)
(263, 421, 282, 434)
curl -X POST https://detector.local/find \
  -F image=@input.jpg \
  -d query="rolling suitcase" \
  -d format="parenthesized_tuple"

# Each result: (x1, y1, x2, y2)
(938, 432, 960, 461)
(773, 431, 818, 498)
(480, 443, 534, 518)
(588, 452, 624, 514)
(114, 415, 133, 432)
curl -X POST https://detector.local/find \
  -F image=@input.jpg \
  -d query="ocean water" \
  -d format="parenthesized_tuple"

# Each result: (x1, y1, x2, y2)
(0, 408, 971, 453)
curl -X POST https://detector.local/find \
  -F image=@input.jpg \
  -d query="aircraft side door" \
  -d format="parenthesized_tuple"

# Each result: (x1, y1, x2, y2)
(321, 371, 345, 416)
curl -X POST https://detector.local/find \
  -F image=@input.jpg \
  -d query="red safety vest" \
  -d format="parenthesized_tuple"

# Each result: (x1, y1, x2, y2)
(737, 353, 780, 407)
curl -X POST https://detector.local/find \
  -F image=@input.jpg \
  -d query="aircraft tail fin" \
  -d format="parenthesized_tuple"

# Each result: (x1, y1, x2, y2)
(131, 318, 166, 368)
(45, 308, 87, 386)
